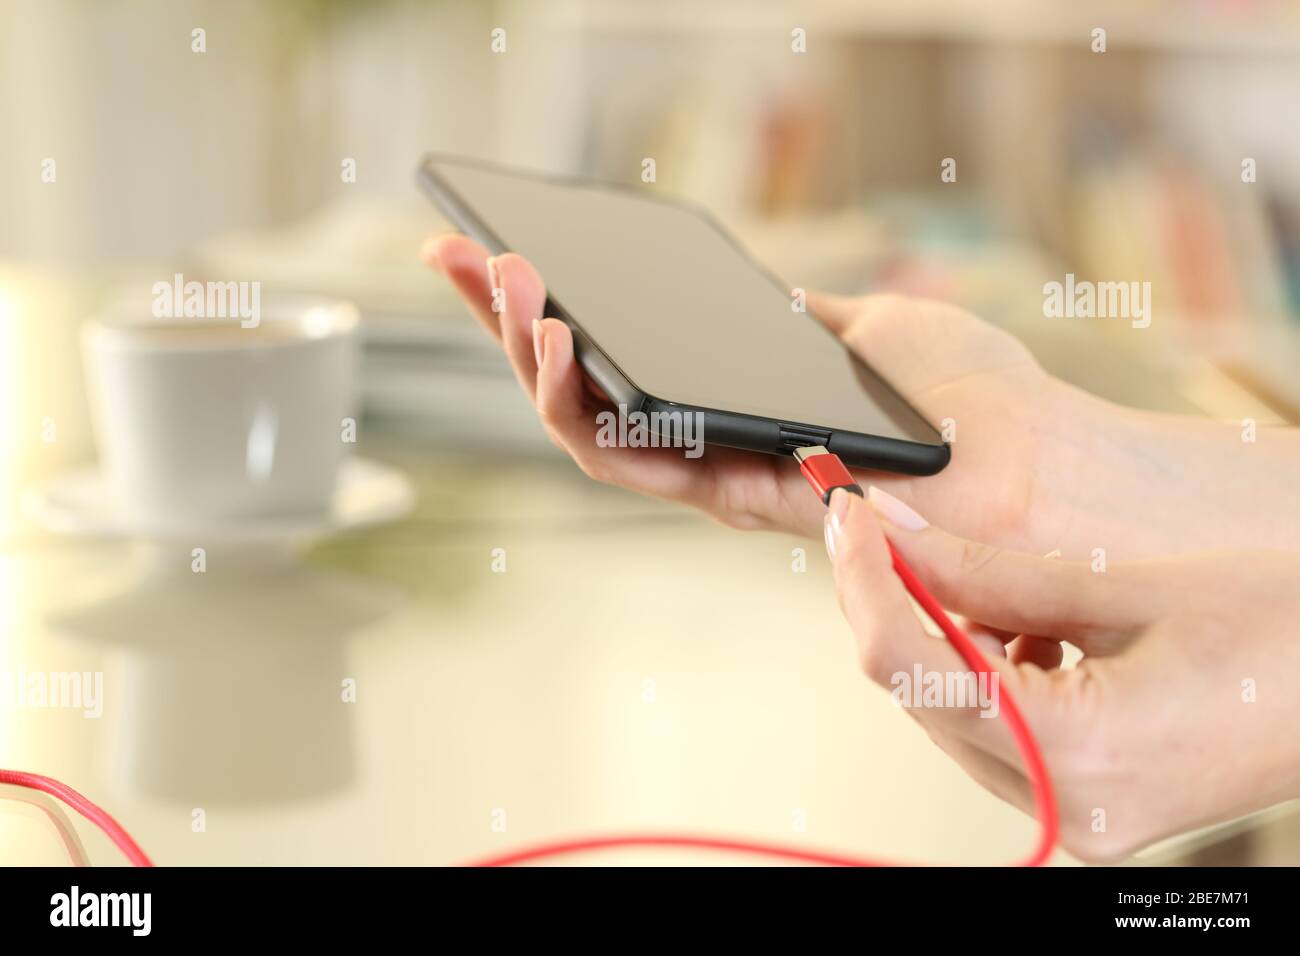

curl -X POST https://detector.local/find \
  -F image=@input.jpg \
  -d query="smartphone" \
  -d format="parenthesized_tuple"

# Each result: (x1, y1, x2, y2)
(418, 154, 950, 474)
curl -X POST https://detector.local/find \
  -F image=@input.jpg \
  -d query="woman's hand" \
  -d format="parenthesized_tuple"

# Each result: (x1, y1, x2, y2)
(824, 484, 1300, 862)
(422, 233, 1300, 558)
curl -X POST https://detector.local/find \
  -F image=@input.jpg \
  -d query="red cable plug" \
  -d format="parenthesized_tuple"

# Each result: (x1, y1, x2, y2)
(793, 443, 862, 504)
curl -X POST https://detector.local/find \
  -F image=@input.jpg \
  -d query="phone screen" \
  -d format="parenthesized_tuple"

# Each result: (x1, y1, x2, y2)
(426, 158, 940, 444)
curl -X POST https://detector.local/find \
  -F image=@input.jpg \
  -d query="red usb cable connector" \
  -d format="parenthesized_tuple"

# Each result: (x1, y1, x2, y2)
(792, 443, 866, 504)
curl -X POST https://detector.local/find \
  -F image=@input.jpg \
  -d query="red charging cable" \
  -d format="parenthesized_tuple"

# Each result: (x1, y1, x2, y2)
(467, 447, 1058, 867)
(0, 769, 153, 867)
(2, 450, 1057, 868)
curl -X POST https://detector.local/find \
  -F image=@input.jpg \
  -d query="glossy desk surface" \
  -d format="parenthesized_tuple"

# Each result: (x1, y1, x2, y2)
(3, 437, 1064, 865)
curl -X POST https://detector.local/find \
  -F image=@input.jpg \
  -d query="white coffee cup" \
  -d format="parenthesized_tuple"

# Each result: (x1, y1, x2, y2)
(81, 298, 360, 531)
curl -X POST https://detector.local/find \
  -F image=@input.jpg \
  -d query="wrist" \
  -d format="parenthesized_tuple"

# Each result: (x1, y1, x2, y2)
(1077, 391, 1300, 554)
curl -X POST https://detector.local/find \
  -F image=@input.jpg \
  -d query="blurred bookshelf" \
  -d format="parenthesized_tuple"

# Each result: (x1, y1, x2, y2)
(543, 0, 1300, 54)
(33, 0, 1294, 431)
(497, 0, 1300, 421)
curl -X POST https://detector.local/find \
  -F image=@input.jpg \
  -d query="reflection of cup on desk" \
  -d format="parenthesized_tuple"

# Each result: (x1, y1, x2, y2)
(110, 570, 361, 805)
(81, 299, 360, 530)
(46, 560, 403, 806)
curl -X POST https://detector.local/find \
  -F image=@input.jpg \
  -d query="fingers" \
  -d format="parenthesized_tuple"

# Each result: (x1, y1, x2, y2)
(423, 236, 551, 402)
(490, 254, 549, 400)
(864, 485, 1149, 649)
(959, 616, 1019, 648)
(808, 293, 935, 396)
(824, 489, 952, 683)
(925, 727, 1034, 818)
(807, 293, 934, 399)
(531, 316, 602, 452)
(1010, 635, 1066, 670)
(824, 489, 1024, 762)
(531, 318, 733, 507)
(804, 290, 862, 336)
(425, 233, 800, 527)
(806, 290, 1042, 414)
(421, 234, 501, 341)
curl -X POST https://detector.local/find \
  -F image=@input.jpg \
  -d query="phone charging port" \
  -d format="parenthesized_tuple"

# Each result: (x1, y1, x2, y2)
(779, 424, 832, 450)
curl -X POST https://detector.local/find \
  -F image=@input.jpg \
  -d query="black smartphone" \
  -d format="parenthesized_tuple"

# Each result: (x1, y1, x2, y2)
(418, 154, 950, 474)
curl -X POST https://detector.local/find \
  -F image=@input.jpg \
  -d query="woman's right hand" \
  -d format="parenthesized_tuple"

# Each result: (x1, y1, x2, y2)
(822, 483, 1300, 861)
(422, 232, 1300, 559)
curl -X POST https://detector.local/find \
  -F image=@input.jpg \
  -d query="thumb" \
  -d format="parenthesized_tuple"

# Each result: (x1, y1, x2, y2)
(824, 488, 1028, 764)
(823, 489, 996, 686)
(862, 486, 1150, 650)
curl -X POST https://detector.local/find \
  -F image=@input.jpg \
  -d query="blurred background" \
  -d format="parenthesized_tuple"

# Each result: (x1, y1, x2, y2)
(2, 0, 1299, 865)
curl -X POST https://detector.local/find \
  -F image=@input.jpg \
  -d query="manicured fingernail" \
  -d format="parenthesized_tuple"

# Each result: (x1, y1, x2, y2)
(828, 487, 852, 525)
(532, 319, 546, 368)
(867, 485, 928, 531)
(823, 488, 853, 559)
(420, 238, 441, 267)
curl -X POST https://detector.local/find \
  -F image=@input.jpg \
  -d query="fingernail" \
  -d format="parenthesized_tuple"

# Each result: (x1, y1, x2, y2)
(828, 487, 852, 526)
(420, 237, 441, 267)
(486, 256, 501, 292)
(532, 319, 546, 368)
(823, 488, 853, 559)
(867, 485, 928, 531)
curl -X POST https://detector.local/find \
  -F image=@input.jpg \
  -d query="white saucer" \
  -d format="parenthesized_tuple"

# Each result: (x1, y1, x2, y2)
(24, 457, 415, 542)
